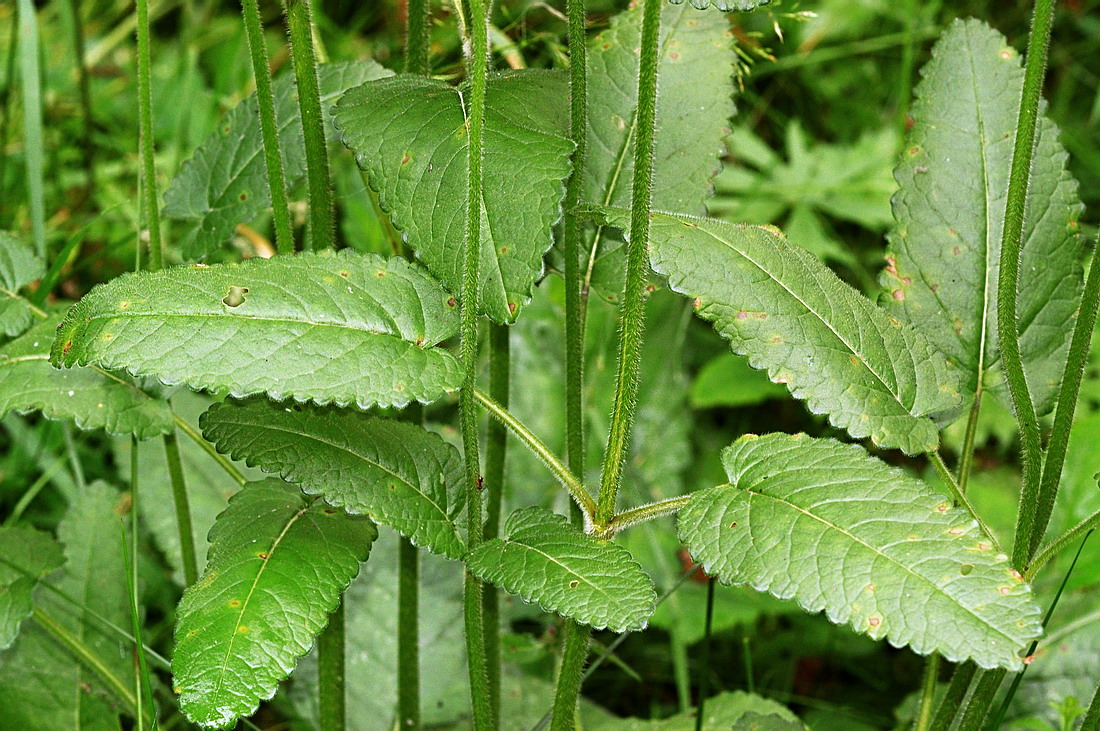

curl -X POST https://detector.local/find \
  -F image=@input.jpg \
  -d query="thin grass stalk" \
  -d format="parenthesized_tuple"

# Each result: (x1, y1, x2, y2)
(551, 621, 590, 730)
(283, 0, 333, 250)
(240, 0, 294, 252)
(16, 0, 46, 257)
(952, 669, 1006, 730)
(1027, 521, 1097, 580)
(163, 431, 198, 586)
(67, 0, 95, 196)
(928, 662, 976, 731)
(483, 323, 510, 721)
(124, 439, 156, 728)
(405, 0, 431, 75)
(914, 654, 940, 731)
(694, 578, 717, 731)
(460, 0, 492, 723)
(595, 0, 661, 527)
(136, 0, 163, 269)
(397, 537, 420, 729)
(1000, 0, 1056, 568)
(318, 602, 346, 731)
(0, 13, 19, 190)
(956, 392, 983, 493)
(1029, 238, 1100, 559)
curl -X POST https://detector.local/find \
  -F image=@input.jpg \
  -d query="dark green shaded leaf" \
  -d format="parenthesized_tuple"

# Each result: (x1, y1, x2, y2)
(668, 0, 770, 10)
(0, 233, 45, 337)
(0, 526, 64, 649)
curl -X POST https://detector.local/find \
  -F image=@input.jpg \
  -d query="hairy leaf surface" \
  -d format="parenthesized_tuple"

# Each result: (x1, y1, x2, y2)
(0, 234, 45, 337)
(200, 399, 466, 558)
(884, 19, 1083, 415)
(668, 0, 770, 10)
(0, 527, 64, 650)
(593, 207, 962, 454)
(582, 2, 735, 299)
(467, 507, 656, 632)
(337, 70, 572, 323)
(0, 314, 173, 438)
(173, 479, 376, 728)
(51, 251, 461, 410)
(163, 61, 392, 259)
(679, 433, 1043, 670)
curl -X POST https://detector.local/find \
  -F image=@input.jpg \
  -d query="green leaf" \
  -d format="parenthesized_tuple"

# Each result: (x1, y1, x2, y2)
(336, 70, 572, 323)
(51, 251, 462, 410)
(0, 526, 64, 650)
(163, 61, 393, 259)
(0, 233, 45, 337)
(668, 0, 770, 10)
(0, 313, 174, 438)
(690, 352, 789, 409)
(591, 691, 802, 730)
(582, 2, 736, 300)
(593, 207, 963, 454)
(466, 506, 656, 632)
(679, 433, 1044, 670)
(199, 399, 466, 558)
(173, 479, 377, 729)
(883, 19, 1083, 415)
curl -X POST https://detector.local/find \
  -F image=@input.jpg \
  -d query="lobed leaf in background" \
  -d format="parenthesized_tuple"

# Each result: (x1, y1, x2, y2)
(51, 251, 462, 410)
(679, 433, 1044, 670)
(0, 482, 136, 728)
(163, 61, 393, 260)
(173, 479, 376, 729)
(0, 313, 174, 438)
(592, 207, 963, 454)
(467, 506, 657, 633)
(0, 526, 64, 649)
(0, 233, 45, 337)
(200, 399, 467, 558)
(591, 690, 803, 730)
(337, 70, 572, 323)
(581, 0, 736, 301)
(883, 19, 1084, 416)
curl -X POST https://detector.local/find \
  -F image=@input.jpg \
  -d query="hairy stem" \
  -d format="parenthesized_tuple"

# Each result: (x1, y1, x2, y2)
(551, 621, 591, 730)
(483, 324, 510, 720)
(928, 662, 976, 731)
(929, 451, 1001, 551)
(283, 0, 334, 250)
(607, 495, 691, 535)
(1027, 519, 1097, 581)
(405, 0, 431, 75)
(596, 0, 661, 526)
(953, 669, 1006, 730)
(397, 537, 420, 729)
(241, 0, 294, 252)
(317, 602, 346, 731)
(1001, 0, 1055, 569)
(135, 0, 163, 268)
(163, 431, 198, 586)
(460, 0, 493, 723)
(914, 653, 940, 731)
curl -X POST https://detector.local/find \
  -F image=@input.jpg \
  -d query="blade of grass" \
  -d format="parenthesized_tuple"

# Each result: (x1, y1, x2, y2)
(122, 440, 156, 729)
(16, 0, 46, 257)
(693, 578, 717, 731)
(163, 430, 198, 586)
(928, 662, 976, 731)
(67, 0, 95, 198)
(318, 601, 346, 731)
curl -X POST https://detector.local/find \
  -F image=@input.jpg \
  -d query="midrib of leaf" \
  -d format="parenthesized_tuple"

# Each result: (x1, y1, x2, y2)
(967, 35, 995, 394)
(502, 540, 623, 609)
(220, 418, 453, 524)
(732, 483, 1019, 645)
(213, 504, 310, 700)
(693, 223, 910, 412)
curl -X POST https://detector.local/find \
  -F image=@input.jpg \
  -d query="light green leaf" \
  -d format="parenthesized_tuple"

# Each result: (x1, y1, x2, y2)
(669, 0, 770, 10)
(173, 479, 376, 729)
(884, 19, 1083, 415)
(336, 70, 572, 323)
(466, 506, 656, 632)
(593, 207, 963, 454)
(51, 251, 461, 410)
(0, 233, 45, 337)
(0, 526, 64, 650)
(163, 61, 393, 259)
(200, 399, 466, 558)
(0, 313, 174, 438)
(582, 2, 736, 300)
(591, 691, 801, 730)
(679, 433, 1044, 670)
(690, 352, 789, 409)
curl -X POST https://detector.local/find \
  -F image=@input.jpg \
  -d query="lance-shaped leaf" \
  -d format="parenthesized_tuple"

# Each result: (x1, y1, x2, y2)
(163, 61, 393, 259)
(467, 507, 656, 632)
(668, 0, 770, 10)
(592, 207, 963, 454)
(51, 251, 461, 410)
(884, 19, 1083, 415)
(679, 433, 1044, 670)
(173, 479, 377, 729)
(336, 70, 572, 323)
(581, 2, 736, 300)
(0, 313, 173, 438)
(0, 233, 45, 337)
(200, 399, 466, 558)
(0, 527, 64, 650)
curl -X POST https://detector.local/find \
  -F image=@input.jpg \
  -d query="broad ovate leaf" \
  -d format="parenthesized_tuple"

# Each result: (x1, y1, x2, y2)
(200, 399, 466, 558)
(884, 19, 1083, 415)
(337, 70, 572, 323)
(0, 313, 173, 438)
(593, 207, 963, 454)
(0, 233, 45, 337)
(582, 1, 736, 300)
(0, 527, 64, 650)
(679, 433, 1043, 670)
(466, 507, 656, 632)
(592, 691, 802, 730)
(51, 251, 461, 410)
(163, 61, 393, 259)
(173, 479, 377, 728)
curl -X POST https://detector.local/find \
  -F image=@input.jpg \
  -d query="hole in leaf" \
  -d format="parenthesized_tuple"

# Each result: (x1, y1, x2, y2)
(222, 286, 249, 308)
(568, 580, 579, 589)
